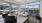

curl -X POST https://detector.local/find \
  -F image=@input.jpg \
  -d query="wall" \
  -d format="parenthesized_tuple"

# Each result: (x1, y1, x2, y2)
(40, 0, 42, 17)
(40, 0, 42, 23)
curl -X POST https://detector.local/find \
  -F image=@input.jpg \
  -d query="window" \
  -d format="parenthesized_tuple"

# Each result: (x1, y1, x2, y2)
(29, 10, 33, 14)
(12, 5, 18, 8)
(26, 4, 28, 8)
(20, 2, 40, 14)
(29, 5, 33, 8)
(21, 5, 23, 8)
(21, 4, 25, 8)
(26, 10, 28, 12)
(33, 2, 40, 5)
(34, 5, 39, 8)
(29, 2, 40, 5)
(33, 5, 39, 14)
(12, 5, 18, 10)
(26, 5, 28, 8)
(34, 10, 39, 14)
(29, 3, 33, 5)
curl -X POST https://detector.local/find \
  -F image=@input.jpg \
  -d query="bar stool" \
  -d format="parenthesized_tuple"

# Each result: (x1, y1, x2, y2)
(2, 13, 8, 18)
(5, 16, 17, 23)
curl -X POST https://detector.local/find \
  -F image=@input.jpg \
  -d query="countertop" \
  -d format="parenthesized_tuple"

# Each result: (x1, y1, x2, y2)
(17, 15, 28, 23)
(0, 15, 28, 23)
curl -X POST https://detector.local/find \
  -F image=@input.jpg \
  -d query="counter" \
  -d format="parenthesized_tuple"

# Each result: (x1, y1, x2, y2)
(0, 15, 4, 23)
(0, 15, 28, 23)
(17, 16, 28, 23)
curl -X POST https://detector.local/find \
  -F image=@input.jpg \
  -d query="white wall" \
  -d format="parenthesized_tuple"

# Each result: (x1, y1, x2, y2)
(40, 0, 42, 17)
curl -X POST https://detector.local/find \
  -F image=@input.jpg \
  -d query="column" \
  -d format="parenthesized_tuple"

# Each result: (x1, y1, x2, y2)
(40, 0, 42, 23)
(9, 3, 12, 16)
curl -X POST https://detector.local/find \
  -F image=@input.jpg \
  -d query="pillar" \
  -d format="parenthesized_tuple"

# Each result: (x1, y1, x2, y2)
(40, 0, 42, 23)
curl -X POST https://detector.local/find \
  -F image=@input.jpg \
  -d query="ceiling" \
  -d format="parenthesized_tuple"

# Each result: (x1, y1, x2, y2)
(13, 0, 40, 4)
(0, 0, 40, 4)
(5, 0, 40, 4)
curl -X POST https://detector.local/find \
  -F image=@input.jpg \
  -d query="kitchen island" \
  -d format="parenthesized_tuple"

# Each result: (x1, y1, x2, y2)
(17, 15, 29, 23)
(0, 15, 29, 23)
